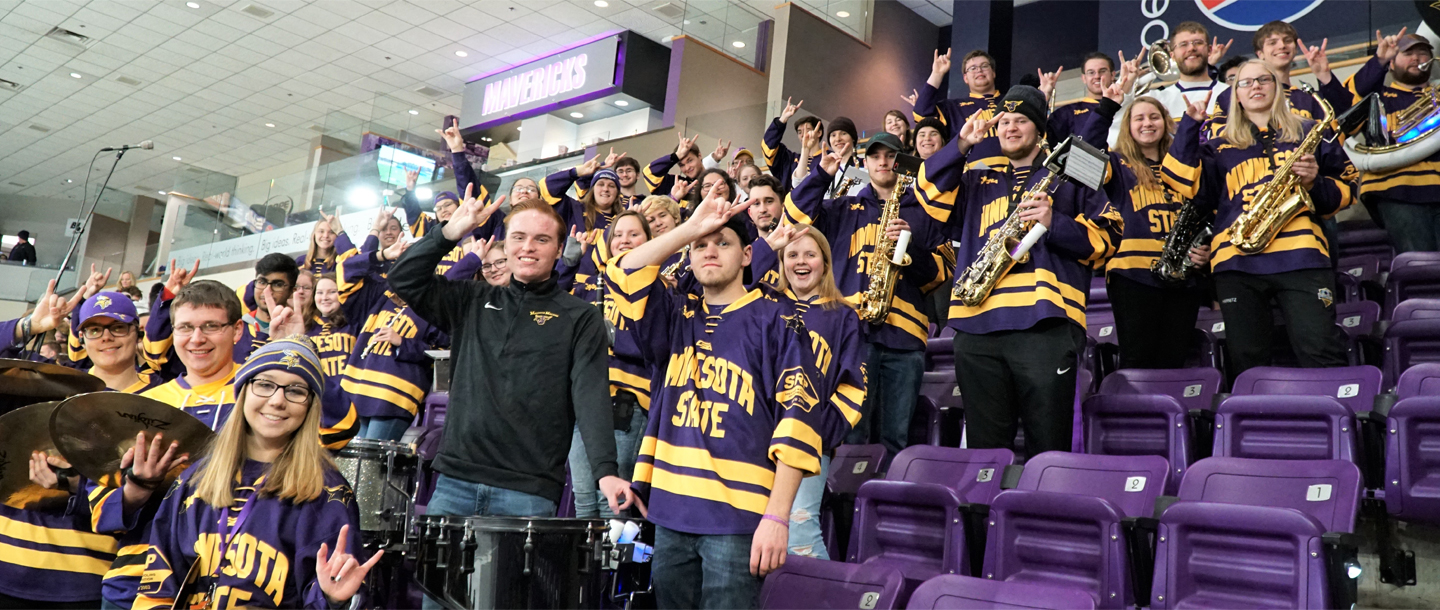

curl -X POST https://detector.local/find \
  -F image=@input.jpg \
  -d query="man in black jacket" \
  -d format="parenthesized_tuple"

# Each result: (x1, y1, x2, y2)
(8, 230, 36, 266)
(391, 187, 642, 522)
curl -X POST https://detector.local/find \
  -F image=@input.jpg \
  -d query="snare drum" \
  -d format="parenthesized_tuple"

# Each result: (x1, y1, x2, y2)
(415, 516, 609, 609)
(334, 438, 418, 538)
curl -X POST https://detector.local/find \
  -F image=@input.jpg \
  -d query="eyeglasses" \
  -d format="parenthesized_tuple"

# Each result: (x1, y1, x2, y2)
(81, 324, 136, 339)
(512, 184, 539, 194)
(964, 63, 993, 74)
(174, 321, 233, 336)
(255, 278, 290, 291)
(1083, 69, 1112, 77)
(1235, 75, 1276, 89)
(481, 259, 508, 272)
(1173, 39, 1207, 50)
(248, 379, 311, 404)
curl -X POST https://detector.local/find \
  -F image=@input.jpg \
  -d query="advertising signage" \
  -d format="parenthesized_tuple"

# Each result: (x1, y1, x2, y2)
(460, 32, 623, 131)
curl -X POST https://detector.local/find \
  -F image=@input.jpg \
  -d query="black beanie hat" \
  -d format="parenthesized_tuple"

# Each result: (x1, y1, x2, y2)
(826, 116, 859, 145)
(999, 85, 1048, 137)
(915, 116, 949, 143)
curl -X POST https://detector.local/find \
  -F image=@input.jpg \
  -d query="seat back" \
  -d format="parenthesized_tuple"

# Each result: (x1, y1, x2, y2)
(906, 574, 1098, 610)
(1397, 362, 1440, 399)
(1195, 308, 1227, 340)
(919, 370, 962, 412)
(1384, 396, 1440, 523)
(1016, 451, 1170, 519)
(1338, 253, 1382, 284)
(1383, 302, 1440, 389)
(1231, 365, 1381, 413)
(1213, 395, 1357, 463)
(1335, 300, 1380, 340)
(1087, 309, 1118, 346)
(982, 490, 1129, 607)
(1088, 276, 1110, 316)
(828, 444, 887, 496)
(1081, 395, 1189, 492)
(885, 446, 1014, 503)
(758, 556, 906, 610)
(1098, 367, 1222, 412)
(1386, 252, 1440, 315)
(1177, 456, 1362, 532)
(926, 337, 954, 372)
(1393, 298, 1440, 322)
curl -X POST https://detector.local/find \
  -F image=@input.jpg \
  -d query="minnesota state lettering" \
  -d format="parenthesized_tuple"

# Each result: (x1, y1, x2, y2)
(190, 532, 290, 607)
(805, 330, 833, 374)
(362, 309, 418, 357)
(848, 223, 880, 275)
(663, 347, 757, 436)
(311, 333, 355, 376)
(978, 196, 1009, 238)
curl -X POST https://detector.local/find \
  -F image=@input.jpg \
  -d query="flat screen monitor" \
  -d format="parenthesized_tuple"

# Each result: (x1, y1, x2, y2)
(377, 145, 436, 187)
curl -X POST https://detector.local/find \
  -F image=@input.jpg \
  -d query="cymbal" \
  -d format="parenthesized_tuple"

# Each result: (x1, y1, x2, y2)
(49, 392, 215, 488)
(0, 358, 105, 415)
(0, 401, 71, 510)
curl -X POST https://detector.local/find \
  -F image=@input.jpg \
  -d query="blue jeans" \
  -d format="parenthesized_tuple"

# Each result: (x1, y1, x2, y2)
(422, 475, 558, 610)
(1378, 199, 1440, 253)
(652, 525, 762, 609)
(100, 600, 124, 610)
(568, 407, 646, 518)
(357, 415, 411, 441)
(788, 454, 829, 559)
(846, 344, 925, 454)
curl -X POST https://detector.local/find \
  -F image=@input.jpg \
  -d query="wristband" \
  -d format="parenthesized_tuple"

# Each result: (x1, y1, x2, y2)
(123, 467, 166, 491)
(761, 514, 789, 528)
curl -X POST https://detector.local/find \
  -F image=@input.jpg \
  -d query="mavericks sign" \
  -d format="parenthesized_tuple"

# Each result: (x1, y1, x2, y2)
(461, 32, 623, 131)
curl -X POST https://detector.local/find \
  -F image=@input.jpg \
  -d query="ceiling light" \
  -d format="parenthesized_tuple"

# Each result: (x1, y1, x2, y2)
(684, 20, 690, 24)
(172, 156, 182, 161)
(416, 187, 433, 201)
(347, 187, 377, 207)
(836, 10, 850, 17)
(265, 122, 275, 127)
(569, 112, 584, 118)
(455, 50, 468, 57)
(186, 1, 200, 8)
(517, 126, 523, 131)
(158, 191, 167, 196)
(594, 0, 608, 6)
(408, 110, 419, 115)
(732, 41, 745, 48)
(481, 136, 492, 142)
(65, 179, 73, 184)
(69, 72, 81, 78)
(614, 100, 629, 107)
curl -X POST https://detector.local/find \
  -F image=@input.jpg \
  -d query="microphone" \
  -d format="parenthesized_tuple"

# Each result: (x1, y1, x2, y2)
(100, 140, 154, 152)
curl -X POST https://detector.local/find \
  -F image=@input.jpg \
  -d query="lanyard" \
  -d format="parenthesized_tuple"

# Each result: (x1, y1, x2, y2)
(199, 489, 258, 609)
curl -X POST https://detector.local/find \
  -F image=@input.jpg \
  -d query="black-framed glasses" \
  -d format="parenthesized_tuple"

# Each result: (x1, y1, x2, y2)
(248, 379, 311, 404)
(255, 278, 291, 291)
(481, 259, 508, 272)
(1235, 75, 1276, 89)
(81, 324, 136, 339)
(964, 63, 994, 74)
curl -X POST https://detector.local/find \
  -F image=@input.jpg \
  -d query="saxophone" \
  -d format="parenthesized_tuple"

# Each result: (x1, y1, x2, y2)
(662, 246, 689, 277)
(1150, 197, 1212, 282)
(1229, 83, 1338, 255)
(855, 172, 917, 324)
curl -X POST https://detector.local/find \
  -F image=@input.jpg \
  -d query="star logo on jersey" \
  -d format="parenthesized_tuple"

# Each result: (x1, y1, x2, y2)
(1195, 0, 1323, 32)
(530, 310, 559, 325)
(279, 350, 301, 368)
(776, 366, 820, 412)
(325, 484, 352, 506)
(1003, 100, 1022, 112)
(95, 295, 112, 309)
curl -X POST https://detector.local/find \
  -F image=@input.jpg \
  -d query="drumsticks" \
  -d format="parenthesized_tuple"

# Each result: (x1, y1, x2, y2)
(361, 306, 408, 359)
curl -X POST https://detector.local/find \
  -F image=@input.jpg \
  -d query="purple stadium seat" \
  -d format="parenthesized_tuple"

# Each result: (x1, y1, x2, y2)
(1338, 254, 1382, 285)
(927, 337, 954, 372)
(758, 557, 905, 610)
(1336, 226, 1393, 271)
(1098, 367, 1223, 412)
(1336, 300, 1381, 365)
(1231, 365, 1381, 414)
(1082, 394, 1191, 493)
(1087, 309, 1119, 377)
(1089, 276, 1110, 316)
(920, 370, 962, 412)
(849, 447, 1016, 581)
(1385, 252, 1440, 316)
(913, 396, 944, 447)
(1195, 307, 1227, 340)
(1385, 396, 1440, 523)
(907, 574, 1098, 610)
(1384, 299, 1440, 389)
(421, 392, 448, 427)
(1152, 457, 1362, 609)
(1212, 395, 1357, 463)
(1397, 362, 1440, 399)
(979, 452, 1169, 609)
(829, 444, 888, 495)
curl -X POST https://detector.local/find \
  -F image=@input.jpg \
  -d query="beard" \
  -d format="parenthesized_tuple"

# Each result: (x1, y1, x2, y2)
(694, 263, 743, 291)
(1178, 53, 1207, 77)
(1001, 138, 1038, 160)
(1395, 66, 1431, 86)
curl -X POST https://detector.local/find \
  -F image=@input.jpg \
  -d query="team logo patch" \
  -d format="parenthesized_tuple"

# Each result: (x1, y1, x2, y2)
(776, 366, 820, 412)
(1003, 100, 1022, 112)
(279, 349, 301, 368)
(1195, 0, 1323, 31)
(325, 484, 352, 506)
(136, 552, 170, 594)
(530, 311, 559, 325)
(95, 295, 112, 309)
(1318, 287, 1334, 307)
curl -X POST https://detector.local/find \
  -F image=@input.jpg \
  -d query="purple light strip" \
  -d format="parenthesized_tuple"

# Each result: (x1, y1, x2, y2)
(467, 85, 623, 132)
(466, 30, 627, 83)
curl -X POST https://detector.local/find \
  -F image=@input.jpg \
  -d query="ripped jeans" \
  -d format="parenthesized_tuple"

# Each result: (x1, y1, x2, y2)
(788, 454, 830, 559)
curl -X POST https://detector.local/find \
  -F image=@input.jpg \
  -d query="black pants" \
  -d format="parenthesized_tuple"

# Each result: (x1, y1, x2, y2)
(0, 592, 96, 610)
(1213, 269, 1349, 375)
(953, 318, 1085, 460)
(1107, 274, 1204, 370)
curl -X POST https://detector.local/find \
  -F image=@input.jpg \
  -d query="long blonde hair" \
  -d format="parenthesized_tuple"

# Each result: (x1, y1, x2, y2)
(1222, 60, 1303, 149)
(305, 219, 337, 268)
(190, 385, 333, 507)
(1114, 96, 1174, 190)
(777, 225, 851, 310)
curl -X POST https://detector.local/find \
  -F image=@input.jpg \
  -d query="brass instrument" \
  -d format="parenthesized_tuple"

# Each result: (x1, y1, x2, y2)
(1150, 197, 1212, 282)
(1230, 83, 1338, 255)
(831, 176, 860, 199)
(1341, 67, 1440, 173)
(855, 171, 917, 324)
(662, 247, 689, 277)
(1130, 40, 1179, 96)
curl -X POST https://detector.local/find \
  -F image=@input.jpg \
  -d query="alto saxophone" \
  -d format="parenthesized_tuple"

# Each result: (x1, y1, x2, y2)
(855, 172, 917, 324)
(1150, 196, 1212, 282)
(1229, 83, 1339, 255)
(662, 246, 689, 277)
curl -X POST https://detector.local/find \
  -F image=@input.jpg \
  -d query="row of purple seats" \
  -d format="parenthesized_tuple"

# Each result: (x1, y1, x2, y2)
(1336, 223, 1393, 271)
(758, 558, 1100, 610)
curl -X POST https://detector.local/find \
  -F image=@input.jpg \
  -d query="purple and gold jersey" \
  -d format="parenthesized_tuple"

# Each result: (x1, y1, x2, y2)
(1163, 114, 1357, 275)
(1047, 98, 1100, 147)
(0, 501, 116, 603)
(308, 318, 359, 449)
(913, 85, 1005, 169)
(134, 460, 363, 610)
(337, 237, 445, 421)
(762, 117, 824, 192)
(640, 152, 695, 208)
(1203, 83, 1325, 139)
(914, 138, 1123, 334)
(1321, 55, 1440, 206)
(607, 263, 842, 535)
(140, 364, 238, 431)
(785, 173, 952, 351)
(542, 168, 616, 296)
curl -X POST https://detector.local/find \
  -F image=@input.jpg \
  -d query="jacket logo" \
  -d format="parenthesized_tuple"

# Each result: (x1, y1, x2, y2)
(325, 484, 352, 506)
(776, 366, 819, 412)
(279, 349, 300, 368)
(1003, 100, 1021, 112)
(1318, 287, 1334, 308)
(980, 176, 999, 185)
(96, 295, 112, 309)
(530, 311, 559, 325)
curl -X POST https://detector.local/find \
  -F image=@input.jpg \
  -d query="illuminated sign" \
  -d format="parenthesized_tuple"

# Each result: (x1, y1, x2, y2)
(482, 54, 590, 116)
(462, 32, 622, 130)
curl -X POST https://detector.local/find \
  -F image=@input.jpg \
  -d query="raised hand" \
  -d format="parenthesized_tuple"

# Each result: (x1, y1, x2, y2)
(601, 147, 626, 168)
(1038, 65, 1063, 100)
(675, 132, 698, 158)
(405, 169, 419, 190)
(164, 258, 200, 297)
(1103, 78, 1126, 104)
(441, 185, 505, 241)
(1299, 38, 1331, 83)
(1115, 49, 1140, 94)
(319, 209, 342, 234)
(685, 181, 749, 238)
(370, 206, 395, 234)
(931, 48, 952, 78)
(1377, 28, 1407, 65)
(435, 123, 466, 153)
(670, 178, 696, 202)
(764, 223, 809, 252)
(122, 431, 184, 489)
(1184, 91, 1213, 123)
(779, 97, 803, 123)
(818, 151, 842, 177)
(958, 114, 1000, 152)
(316, 525, 383, 606)
(263, 290, 303, 338)
(901, 89, 918, 107)
(575, 154, 602, 177)
(70, 263, 113, 312)
(711, 139, 732, 163)
(1207, 37, 1233, 67)
(382, 236, 411, 262)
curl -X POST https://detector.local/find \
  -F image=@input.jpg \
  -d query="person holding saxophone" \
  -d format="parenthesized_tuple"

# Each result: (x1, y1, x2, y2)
(1163, 59, 1356, 375)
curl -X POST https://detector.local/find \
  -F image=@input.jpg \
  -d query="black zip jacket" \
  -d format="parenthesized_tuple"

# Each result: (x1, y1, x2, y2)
(391, 229, 618, 502)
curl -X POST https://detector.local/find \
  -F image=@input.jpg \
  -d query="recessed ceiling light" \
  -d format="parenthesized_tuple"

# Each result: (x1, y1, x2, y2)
(186, 1, 200, 8)
(683, 19, 690, 24)
(69, 72, 81, 78)
(265, 122, 275, 127)
(594, 0, 608, 6)
(517, 126, 523, 131)
(172, 156, 182, 161)
(569, 112, 584, 118)
(836, 10, 850, 18)
(158, 191, 167, 195)
(455, 50, 468, 57)
(481, 136, 492, 142)
(732, 41, 745, 48)
(65, 179, 73, 184)
(614, 100, 629, 107)
(408, 110, 419, 115)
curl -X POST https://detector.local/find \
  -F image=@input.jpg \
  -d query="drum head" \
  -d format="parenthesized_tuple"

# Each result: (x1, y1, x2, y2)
(461, 516, 607, 533)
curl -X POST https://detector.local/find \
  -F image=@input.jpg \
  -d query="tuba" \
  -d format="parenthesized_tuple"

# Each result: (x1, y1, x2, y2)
(1229, 83, 1338, 255)
(1340, 59, 1440, 173)
(855, 164, 919, 324)
(1130, 40, 1180, 96)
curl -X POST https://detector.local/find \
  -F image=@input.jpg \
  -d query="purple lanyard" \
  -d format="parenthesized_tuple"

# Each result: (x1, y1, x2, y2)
(210, 491, 256, 578)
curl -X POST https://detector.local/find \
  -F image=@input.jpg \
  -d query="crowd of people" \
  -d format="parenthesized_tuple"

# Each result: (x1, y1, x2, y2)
(0, 17, 1431, 609)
